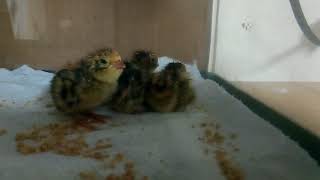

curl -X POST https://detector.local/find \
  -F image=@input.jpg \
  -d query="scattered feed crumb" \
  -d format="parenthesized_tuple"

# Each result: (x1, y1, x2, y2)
(231, 144, 240, 152)
(214, 150, 244, 180)
(204, 148, 209, 155)
(233, 147, 240, 152)
(228, 143, 240, 152)
(15, 118, 109, 160)
(83, 151, 110, 161)
(108, 153, 125, 168)
(15, 118, 147, 180)
(208, 123, 215, 127)
(199, 121, 244, 179)
(125, 161, 134, 169)
(205, 129, 213, 137)
(110, 123, 122, 127)
(200, 123, 207, 128)
(105, 174, 117, 180)
(229, 133, 238, 139)
(204, 128, 225, 145)
(0, 129, 7, 136)
(95, 139, 113, 150)
(105, 159, 141, 180)
(45, 104, 54, 108)
(79, 171, 97, 180)
(115, 153, 124, 162)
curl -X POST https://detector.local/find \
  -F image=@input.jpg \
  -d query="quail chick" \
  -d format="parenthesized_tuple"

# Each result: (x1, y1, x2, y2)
(109, 50, 158, 114)
(109, 62, 145, 113)
(50, 48, 125, 115)
(131, 50, 158, 83)
(145, 62, 195, 112)
(165, 62, 195, 111)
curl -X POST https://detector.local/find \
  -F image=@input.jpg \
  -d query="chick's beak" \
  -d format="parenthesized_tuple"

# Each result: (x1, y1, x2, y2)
(112, 60, 125, 70)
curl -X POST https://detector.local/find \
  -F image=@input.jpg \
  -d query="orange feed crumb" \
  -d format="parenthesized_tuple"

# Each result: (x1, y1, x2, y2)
(230, 133, 238, 139)
(105, 164, 136, 180)
(0, 129, 7, 136)
(141, 176, 149, 180)
(199, 122, 243, 180)
(108, 153, 124, 169)
(15, 117, 148, 180)
(204, 148, 210, 155)
(105, 174, 119, 180)
(203, 128, 225, 145)
(15, 118, 110, 162)
(95, 140, 113, 150)
(125, 161, 135, 170)
(79, 171, 97, 180)
(200, 123, 207, 128)
(214, 150, 244, 180)
(114, 153, 124, 162)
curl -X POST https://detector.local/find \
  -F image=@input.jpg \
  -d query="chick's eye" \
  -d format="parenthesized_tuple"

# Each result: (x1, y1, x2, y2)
(100, 59, 107, 64)
(156, 84, 165, 91)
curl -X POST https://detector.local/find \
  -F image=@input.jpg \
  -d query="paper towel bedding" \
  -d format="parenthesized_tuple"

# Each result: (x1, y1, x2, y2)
(0, 57, 319, 180)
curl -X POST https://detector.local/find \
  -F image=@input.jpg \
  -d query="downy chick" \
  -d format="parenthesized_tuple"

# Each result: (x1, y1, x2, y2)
(131, 50, 158, 83)
(50, 48, 125, 115)
(145, 62, 195, 112)
(109, 50, 158, 114)
(109, 62, 145, 113)
(166, 62, 195, 111)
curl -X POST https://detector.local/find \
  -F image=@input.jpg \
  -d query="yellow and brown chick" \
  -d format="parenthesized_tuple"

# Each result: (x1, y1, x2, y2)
(109, 50, 158, 114)
(145, 62, 195, 112)
(50, 48, 125, 115)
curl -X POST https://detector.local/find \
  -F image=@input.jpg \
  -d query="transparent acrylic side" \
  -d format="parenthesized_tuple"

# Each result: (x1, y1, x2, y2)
(213, 0, 320, 136)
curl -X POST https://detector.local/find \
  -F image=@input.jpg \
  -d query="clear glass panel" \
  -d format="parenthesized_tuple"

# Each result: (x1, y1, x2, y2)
(215, 0, 320, 136)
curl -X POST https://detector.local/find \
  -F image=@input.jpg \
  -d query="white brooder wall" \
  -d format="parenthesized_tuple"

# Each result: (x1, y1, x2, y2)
(214, 0, 320, 81)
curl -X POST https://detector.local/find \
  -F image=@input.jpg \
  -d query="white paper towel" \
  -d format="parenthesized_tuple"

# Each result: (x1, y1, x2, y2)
(0, 58, 319, 180)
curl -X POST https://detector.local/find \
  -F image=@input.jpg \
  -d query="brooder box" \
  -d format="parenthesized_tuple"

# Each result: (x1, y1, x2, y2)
(0, 0, 319, 179)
